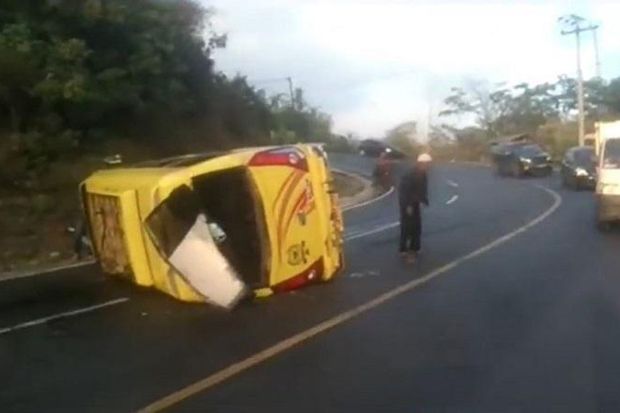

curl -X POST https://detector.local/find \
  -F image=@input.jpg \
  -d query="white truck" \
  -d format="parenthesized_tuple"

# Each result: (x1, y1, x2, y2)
(594, 121, 620, 229)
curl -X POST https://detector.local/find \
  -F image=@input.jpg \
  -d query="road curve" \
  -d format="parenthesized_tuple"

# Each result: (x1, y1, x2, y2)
(1, 156, 620, 413)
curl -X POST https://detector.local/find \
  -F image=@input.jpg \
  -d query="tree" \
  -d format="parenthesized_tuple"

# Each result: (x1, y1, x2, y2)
(600, 78, 620, 116)
(0, 23, 42, 136)
(439, 80, 563, 139)
(0, 0, 278, 188)
(269, 87, 333, 143)
(438, 75, 620, 160)
(439, 81, 513, 138)
(385, 121, 419, 155)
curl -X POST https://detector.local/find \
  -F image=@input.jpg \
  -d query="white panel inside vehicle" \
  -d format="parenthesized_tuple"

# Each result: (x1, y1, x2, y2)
(168, 214, 247, 309)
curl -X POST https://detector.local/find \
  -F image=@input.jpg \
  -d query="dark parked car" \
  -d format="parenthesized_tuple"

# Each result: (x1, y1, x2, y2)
(358, 139, 405, 159)
(561, 146, 597, 189)
(492, 143, 552, 177)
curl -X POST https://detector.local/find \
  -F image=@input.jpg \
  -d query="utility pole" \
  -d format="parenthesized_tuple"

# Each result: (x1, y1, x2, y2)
(286, 77, 295, 109)
(559, 14, 598, 146)
(251, 76, 297, 109)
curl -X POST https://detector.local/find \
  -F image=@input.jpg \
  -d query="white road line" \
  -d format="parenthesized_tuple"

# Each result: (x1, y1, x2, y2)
(344, 221, 399, 241)
(0, 259, 96, 283)
(1, 215, 393, 336)
(342, 186, 395, 212)
(0, 297, 130, 336)
(446, 195, 459, 205)
(138, 184, 562, 413)
(446, 179, 459, 188)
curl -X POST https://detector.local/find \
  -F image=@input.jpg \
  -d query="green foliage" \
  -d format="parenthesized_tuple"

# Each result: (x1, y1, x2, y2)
(385, 121, 419, 155)
(439, 75, 620, 160)
(536, 120, 580, 160)
(0, 0, 344, 270)
(0, 0, 284, 189)
(599, 78, 620, 116)
(440, 76, 620, 141)
(323, 134, 355, 153)
(269, 88, 334, 144)
(427, 125, 456, 161)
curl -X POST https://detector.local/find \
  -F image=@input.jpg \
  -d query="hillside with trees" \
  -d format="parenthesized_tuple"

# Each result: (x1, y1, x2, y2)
(433, 76, 620, 161)
(0, 0, 346, 272)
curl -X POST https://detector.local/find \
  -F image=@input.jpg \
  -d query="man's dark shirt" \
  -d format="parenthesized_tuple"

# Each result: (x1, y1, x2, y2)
(398, 167, 428, 209)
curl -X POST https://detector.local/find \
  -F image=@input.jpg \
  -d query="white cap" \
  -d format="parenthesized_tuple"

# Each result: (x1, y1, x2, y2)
(417, 153, 432, 163)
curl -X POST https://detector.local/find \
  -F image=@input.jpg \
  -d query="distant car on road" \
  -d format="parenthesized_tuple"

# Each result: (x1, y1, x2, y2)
(358, 139, 405, 159)
(561, 146, 597, 190)
(492, 143, 552, 177)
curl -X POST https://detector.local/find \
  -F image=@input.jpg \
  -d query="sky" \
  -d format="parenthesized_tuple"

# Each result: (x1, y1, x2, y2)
(205, 0, 620, 138)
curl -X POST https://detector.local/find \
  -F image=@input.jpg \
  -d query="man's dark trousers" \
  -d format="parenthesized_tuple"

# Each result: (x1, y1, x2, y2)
(400, 202, 421, 252)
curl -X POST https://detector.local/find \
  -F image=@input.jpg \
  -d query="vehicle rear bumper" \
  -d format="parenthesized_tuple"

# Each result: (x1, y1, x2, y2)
(524, 164, 552, 176)
(597, 195, 620, 222)
(576, 175, 596, 189)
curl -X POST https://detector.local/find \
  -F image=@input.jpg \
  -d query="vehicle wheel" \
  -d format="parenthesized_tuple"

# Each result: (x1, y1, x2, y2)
(511, 162, 522, 178)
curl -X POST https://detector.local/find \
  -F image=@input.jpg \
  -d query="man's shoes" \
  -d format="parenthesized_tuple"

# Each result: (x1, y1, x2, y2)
(405, 252, 416, 264)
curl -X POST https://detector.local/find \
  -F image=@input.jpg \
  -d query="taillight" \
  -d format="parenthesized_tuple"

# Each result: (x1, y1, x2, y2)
(272, 259, 324, 292)
(249, 148, 308, 171)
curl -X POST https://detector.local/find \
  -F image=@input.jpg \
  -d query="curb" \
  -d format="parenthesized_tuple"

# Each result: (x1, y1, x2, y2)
(332, 169, 374, 209)
(331, 168, 393, 211)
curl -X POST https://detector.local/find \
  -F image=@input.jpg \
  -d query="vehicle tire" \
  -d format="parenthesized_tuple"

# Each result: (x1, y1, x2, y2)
(561, 173, 568, 188)
(511, 162, 522, 178)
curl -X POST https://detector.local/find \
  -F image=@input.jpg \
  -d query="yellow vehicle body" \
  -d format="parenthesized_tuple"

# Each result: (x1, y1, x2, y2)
(81, 145, 344, 307)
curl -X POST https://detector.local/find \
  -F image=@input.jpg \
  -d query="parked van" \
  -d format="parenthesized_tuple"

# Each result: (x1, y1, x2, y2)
(594, 121, 620, 228)
(81, 145, 344, 308)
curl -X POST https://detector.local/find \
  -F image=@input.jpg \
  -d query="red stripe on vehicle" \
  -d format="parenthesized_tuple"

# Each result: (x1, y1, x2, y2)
(272, 258, 324, 293)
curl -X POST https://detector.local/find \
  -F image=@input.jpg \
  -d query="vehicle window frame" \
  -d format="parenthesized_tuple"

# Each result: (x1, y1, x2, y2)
(602, 138, 620, 169)
(515, 144, 544, 158)
(573, 148, 596, 167)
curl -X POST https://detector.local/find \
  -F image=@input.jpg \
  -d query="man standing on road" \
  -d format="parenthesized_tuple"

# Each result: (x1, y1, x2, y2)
(398, 153, 431, 263)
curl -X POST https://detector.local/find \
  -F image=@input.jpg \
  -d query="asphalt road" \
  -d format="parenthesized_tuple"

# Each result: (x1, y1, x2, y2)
(1, 156, 620, 412)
